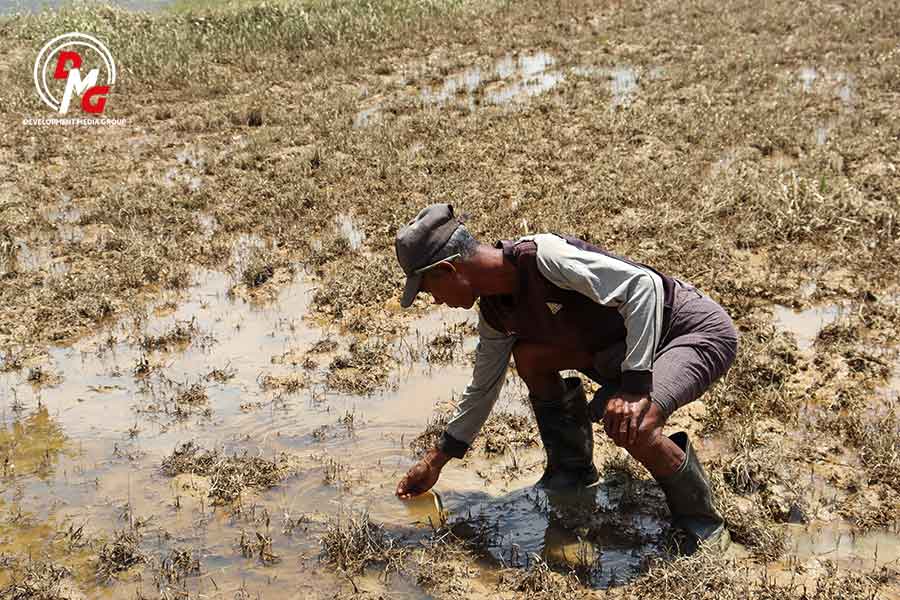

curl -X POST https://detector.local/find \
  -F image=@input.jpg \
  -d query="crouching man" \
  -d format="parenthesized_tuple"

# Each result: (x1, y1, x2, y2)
(393, 204, 738, 551)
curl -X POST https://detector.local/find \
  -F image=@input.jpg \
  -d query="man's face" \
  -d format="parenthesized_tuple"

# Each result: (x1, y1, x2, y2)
(420, 263, 476, 309)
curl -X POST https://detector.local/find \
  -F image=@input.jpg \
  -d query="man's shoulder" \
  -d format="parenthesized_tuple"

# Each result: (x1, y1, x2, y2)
(512, 233, 568, 257)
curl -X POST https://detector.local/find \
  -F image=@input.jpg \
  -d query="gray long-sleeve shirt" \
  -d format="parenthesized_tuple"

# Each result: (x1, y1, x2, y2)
(442, 233, 664, 453)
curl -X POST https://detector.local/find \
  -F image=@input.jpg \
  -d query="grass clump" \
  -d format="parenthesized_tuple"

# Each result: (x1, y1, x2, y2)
(160, 441, 298, 504)
(96, 528, 146, 583)
(409, 407, 537, 458)
(412, 535, 481, 596)
(856, 409, 900, 492)
(239, 530, 279, 565)
(155, 548, 201, 585)
(259, 372, 308, 394)
(498, 554, 586, 600)
(614, 551, 889, 600)
(319, 510, 405, 578)
(140, 319, 197, 352)
(326, 339, 391, 394)
(0, 560, 72, 600)
(425, 332, 461, 364)
(240, 246, 276, 288)
(137, 379, 211, 424)
(480, 411, 539, 456)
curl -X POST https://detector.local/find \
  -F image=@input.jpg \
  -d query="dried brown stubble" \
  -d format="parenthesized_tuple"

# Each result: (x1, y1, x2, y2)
(612, 550, 888, 600)
(96, 527, 146, 583)
(319, 510, 406, 579)
(497, 554, 587, 600)
(1, 0, 897, 361)
(0, 559, 72, 600)
(701, 318, 802, 433)
(410, 404, 538, 459)
(139, 319, 197, 352)
(160, 441, 299, 505)
(326, 338, 392, 394)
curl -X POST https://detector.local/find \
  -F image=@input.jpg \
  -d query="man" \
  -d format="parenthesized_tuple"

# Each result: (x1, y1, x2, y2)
(393, 203, 738, 551)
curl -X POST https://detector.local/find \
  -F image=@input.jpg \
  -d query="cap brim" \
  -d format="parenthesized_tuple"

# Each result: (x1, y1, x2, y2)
(400, 272, 423, 308)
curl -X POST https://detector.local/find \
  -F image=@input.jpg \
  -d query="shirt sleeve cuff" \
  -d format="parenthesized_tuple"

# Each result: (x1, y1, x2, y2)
(621, 370, 652, 395)
(437, 431, 469, 459)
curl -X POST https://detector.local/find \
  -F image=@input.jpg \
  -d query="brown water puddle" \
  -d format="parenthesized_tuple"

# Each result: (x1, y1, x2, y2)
(765, 522, 900, 592)
(0, 260, 675, 595)
(0, 264, 614, 594)
(772, 302, 845, 352)
(797, 66, 855, 106)
(353, 52, 656, 128)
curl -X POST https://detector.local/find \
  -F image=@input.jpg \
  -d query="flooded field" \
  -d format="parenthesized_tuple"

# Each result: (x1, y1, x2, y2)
(1, 0, 899, 597)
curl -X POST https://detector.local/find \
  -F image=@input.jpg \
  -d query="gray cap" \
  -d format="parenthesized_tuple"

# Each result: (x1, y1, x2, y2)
(395, 203, 462, 308)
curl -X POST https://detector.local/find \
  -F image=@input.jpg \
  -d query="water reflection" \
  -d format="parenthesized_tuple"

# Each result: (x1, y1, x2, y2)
(0, 406, 68, 480)
(772, 303, 844, 352)
(797, 66, 855, 106)
(439, 477, 667, 588)
(355, 51, 567, 126)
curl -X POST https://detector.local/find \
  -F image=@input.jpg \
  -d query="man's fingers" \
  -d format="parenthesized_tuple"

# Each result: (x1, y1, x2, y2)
(628, 409, 640, 445)
(618, 412, 629, 446)
(603, 398, 626, 445)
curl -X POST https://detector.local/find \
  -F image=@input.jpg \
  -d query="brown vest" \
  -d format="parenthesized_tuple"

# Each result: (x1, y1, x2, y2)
(479, 235, 675, 353)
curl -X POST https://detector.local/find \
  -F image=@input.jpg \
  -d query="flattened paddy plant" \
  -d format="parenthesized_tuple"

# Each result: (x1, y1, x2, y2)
(160, 441, 299, 504)
(0, 560, 72, 600)
(320, 510, 405, 577)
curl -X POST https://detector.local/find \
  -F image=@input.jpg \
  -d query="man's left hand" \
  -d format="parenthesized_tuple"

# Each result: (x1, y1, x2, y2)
(602, 392, 653, 447)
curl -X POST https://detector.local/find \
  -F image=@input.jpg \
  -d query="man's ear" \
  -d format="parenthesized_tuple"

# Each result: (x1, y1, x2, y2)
(431, 261, 457, 277)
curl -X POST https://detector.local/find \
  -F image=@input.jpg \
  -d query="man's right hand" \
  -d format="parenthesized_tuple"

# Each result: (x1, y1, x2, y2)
(396, 446, 450, 499)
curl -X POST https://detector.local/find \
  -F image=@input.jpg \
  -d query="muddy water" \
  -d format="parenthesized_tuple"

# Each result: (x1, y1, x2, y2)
(0, 262, 669, 596)
(772, 302, 844, 352)
(354, 53, 654, 128)
(765, 523, 900, 594)
(796, 66, 855, 106)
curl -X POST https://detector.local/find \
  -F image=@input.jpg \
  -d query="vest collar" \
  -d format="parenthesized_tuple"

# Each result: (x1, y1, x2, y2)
(495, 238, 528, 300)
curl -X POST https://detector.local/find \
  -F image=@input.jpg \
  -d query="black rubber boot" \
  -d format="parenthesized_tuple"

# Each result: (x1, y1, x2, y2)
(530, 377, 599, 490)
(655, 431, 730, 554)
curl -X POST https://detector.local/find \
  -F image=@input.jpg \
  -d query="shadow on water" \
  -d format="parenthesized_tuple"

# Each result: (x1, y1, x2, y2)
(438, 470, 670, 589)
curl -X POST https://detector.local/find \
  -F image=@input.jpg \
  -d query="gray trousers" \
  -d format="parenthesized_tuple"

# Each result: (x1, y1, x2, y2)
(582, 279, 738, 417)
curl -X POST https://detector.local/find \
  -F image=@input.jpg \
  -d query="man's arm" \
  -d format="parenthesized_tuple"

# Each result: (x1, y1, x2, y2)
(531, 233, 664, 395)
(397, 309, 513, 498)
(439, 311, 515, 457)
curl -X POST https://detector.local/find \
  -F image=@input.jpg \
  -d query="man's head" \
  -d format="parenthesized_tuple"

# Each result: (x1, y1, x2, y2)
(395, 203, 479, 308)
